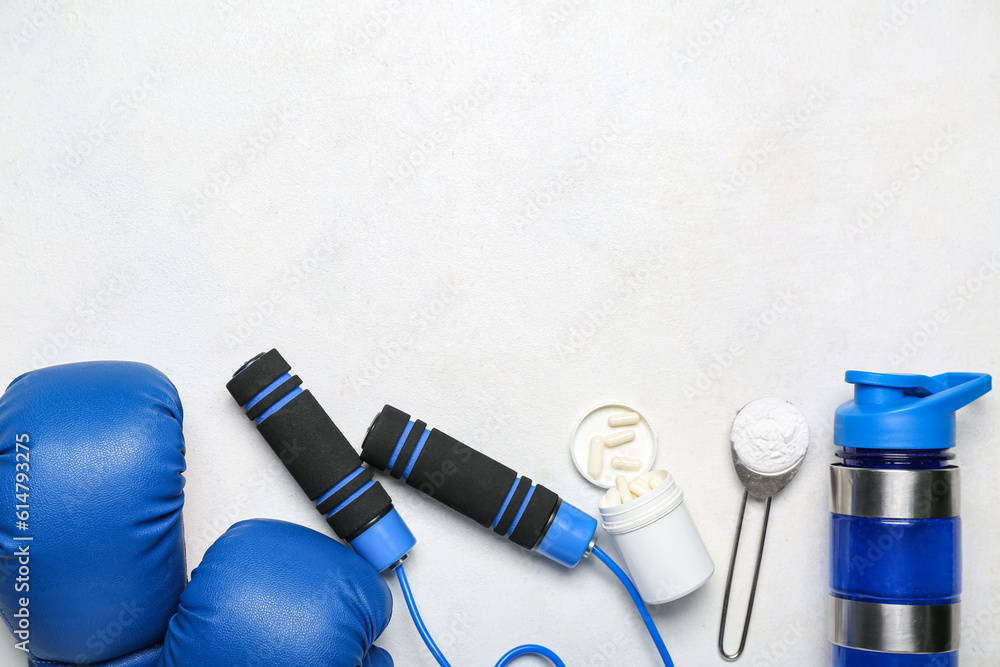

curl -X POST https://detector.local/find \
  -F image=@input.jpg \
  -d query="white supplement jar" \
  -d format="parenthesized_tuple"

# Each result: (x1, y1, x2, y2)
(598, 470, 714, 604)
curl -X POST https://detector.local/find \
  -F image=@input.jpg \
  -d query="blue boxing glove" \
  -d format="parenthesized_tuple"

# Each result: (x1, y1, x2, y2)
(160, 519, 393, 667)
(0, 361, 187, 666)
(0, 362, 395, 667)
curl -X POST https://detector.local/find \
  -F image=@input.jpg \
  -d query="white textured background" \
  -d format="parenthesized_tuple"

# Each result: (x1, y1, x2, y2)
(2, 1, 999, 665)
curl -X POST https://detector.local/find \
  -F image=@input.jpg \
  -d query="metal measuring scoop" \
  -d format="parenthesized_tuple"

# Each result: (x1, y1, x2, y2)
(718, 397, 810, 661)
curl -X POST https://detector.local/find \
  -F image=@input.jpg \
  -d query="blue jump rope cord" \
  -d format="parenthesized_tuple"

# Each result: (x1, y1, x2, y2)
(591, 545, 675, 667)
(394, 545, 675, 667)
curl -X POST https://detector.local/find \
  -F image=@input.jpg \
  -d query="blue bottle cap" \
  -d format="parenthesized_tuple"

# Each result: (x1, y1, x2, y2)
(835, 371, 991, 450)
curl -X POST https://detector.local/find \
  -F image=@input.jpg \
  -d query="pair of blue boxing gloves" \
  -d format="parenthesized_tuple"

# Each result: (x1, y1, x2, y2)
(0, 361, 394, 666)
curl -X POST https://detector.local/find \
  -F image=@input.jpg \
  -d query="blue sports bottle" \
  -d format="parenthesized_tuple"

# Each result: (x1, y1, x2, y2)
(829, 371, 991, 666)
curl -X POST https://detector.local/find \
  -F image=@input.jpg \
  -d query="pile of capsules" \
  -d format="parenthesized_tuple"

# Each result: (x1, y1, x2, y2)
(602, 469, 670, 506)
(587, 409, 644, 479)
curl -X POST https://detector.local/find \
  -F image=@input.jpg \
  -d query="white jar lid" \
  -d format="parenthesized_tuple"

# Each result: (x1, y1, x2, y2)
(570, 403, 656, 488)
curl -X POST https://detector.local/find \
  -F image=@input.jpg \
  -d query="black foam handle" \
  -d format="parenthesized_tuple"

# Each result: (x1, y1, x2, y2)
(361, 405, 560, 550)
(227, 349, 394, 541)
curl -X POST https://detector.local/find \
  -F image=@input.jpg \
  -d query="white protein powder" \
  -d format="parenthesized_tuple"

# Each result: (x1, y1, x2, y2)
(731, 397, 810, 474)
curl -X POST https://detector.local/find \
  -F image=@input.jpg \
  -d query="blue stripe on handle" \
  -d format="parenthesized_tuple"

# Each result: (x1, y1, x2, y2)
(387, 420, 415, 470)
(506, 485, 536, 536)
(244, 372, 292, 408)
(256, 386, 303, 423)
(401, 429, 431, 482)
(314, 466, 365, 509)
(491, 477, 521, 529)
(327, 480, 377, 517)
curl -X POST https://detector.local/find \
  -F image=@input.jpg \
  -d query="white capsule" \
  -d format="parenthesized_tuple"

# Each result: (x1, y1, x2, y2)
(628, 477, 651, 497)
(616, 476, 633, 503)
(608, 411, 640, 427)
(647, 469, 669, 489)
(601, 486, 621, 507)
(610, 456, 643, 471)
(605, 429, 635, 448)
(587, 435, 605, 478)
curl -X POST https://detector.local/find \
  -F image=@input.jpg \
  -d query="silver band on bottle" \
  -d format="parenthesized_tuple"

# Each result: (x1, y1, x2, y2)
(829, 465, 959, 519)
(829, 597, 960, 654)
